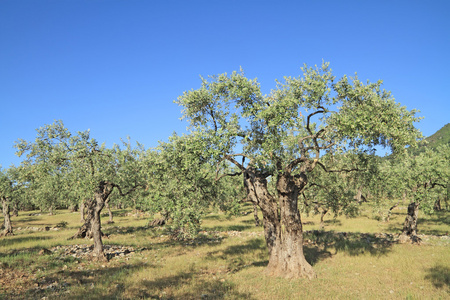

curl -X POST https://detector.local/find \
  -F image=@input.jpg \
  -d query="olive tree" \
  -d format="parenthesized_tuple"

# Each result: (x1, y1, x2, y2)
(0, 167, 15, 236)
(144, 133, 240, 239)
(301, 152, 378, 228)
(383, 145, 449, 241)
(0, 165, 30, 236)
(176, 62, 421, 278)
(15, 121, 147, 259)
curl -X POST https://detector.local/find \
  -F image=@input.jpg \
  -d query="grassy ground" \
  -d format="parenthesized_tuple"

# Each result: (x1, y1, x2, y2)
(1, 205, 449, 299)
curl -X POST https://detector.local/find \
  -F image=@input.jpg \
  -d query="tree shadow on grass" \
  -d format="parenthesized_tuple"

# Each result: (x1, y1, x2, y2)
(0, 235, 52, 249)
(424, 265, 450, 291)
(2, 259, 255, 299)
(304, 231, 395, 257)
(140, 270, 256, 299)
(10, 216, 40, 223)
(323, 219, 343, 226)
(203, 224, 253, 232)
(205, 238, 268, 273)
(103, 225, 150, 236)
(1, 261, 153, 300)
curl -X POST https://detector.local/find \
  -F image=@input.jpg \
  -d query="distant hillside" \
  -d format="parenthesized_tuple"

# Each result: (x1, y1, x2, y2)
(424, 123, 450, 149)
(411, 123, 450, 155)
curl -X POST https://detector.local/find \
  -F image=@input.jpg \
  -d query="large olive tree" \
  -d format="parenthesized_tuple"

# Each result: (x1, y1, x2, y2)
(176, 62, 421, 278)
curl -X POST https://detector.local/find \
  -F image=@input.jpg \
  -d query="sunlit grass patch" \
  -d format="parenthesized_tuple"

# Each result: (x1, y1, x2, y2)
(0, 207, 449, 299)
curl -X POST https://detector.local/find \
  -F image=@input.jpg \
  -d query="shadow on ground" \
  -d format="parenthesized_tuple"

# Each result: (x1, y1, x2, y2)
(304, 231, 395, 257)
(0, 255, 255, 300)
(0, 235, 52, 249)
(424, 265, 450, 291)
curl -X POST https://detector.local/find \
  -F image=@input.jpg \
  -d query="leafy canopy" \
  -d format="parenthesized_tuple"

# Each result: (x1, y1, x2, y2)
(176, 62, 422, 173)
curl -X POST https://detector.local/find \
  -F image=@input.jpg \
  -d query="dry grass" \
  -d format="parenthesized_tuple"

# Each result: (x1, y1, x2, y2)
(1, 205, 449, 299)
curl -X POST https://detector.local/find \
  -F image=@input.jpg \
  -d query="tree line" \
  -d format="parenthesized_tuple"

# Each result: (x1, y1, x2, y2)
(1, 62, 448, 279)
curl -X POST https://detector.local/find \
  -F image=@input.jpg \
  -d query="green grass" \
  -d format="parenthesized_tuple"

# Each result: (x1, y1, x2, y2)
(1, 206, 449, 299)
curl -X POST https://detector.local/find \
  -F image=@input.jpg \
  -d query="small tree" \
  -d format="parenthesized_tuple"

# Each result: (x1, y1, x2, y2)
(0, 166, 27, 236)
(384, 145, 449, 241)
(144, 133, 233, 239)
(302, 152, 378, 227)
(176, 62, 421, 278)
(15, 121, 147, 259)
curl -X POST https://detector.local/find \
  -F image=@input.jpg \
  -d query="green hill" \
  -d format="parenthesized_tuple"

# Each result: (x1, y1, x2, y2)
(424, 123, 450, 149)
(411, 123, 450, 155)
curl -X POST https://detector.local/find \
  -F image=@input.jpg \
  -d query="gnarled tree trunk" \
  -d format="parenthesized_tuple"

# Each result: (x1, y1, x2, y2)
(399, 202, 420, 243)
(320, 208, 328, 229)
(243, 167, 315, 279)
(1, 196, 13, 236)
(91, 181, 115, 260)
(265, 173, 315, 279)
(105, 200, 114, 224)
(71, 198, 96, 239)
(12, 202, 18, 217)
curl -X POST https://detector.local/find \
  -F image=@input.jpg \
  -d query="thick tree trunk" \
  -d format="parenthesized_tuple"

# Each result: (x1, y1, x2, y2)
(1, 197, 13, 236)
(243, 168, 315, 279)
(48, 205, 53, 216)
(264, 173, 315, 279)
(243, 167, 279, 258)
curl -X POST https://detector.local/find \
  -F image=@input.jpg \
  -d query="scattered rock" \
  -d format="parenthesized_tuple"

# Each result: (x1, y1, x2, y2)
(38, 248, 52, 255)
(50, 244, 137, 260)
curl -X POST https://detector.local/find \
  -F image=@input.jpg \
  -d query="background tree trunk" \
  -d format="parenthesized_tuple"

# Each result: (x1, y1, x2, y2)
(433, 198, 442, 211)
(1, 197, 13, 236)
(12, 202, 18, 217)
(80, 200, 85, 223)
(70, 198, 95, 239)
(320, 208, 328, 229)
(386, 202, 399, 222)
(92, 191, 106, 260)
(106, 200, 114, 223)
(400, 202, 420, 243)
(252, 203, 260, 226)
(69, 203, 78, 212)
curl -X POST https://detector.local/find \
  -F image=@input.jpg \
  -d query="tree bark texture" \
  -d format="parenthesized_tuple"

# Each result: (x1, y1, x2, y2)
(106, 200, 114, 223)
(12, 202, 18, 217)
(91, 182, 114, 260)
(252, 203, 260, 227)
(320, 208, 328, 229)
(243, 167, 315, 279)
(71, 198, 96, 239)
(401, 202, 420, 236)
(1, 197, 13, 236)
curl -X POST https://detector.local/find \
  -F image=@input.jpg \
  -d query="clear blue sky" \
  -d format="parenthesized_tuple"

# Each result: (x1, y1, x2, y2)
(1, 0, 449, 167)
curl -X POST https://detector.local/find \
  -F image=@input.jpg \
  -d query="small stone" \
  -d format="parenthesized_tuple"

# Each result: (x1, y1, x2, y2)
(38, 248, 52, 255)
